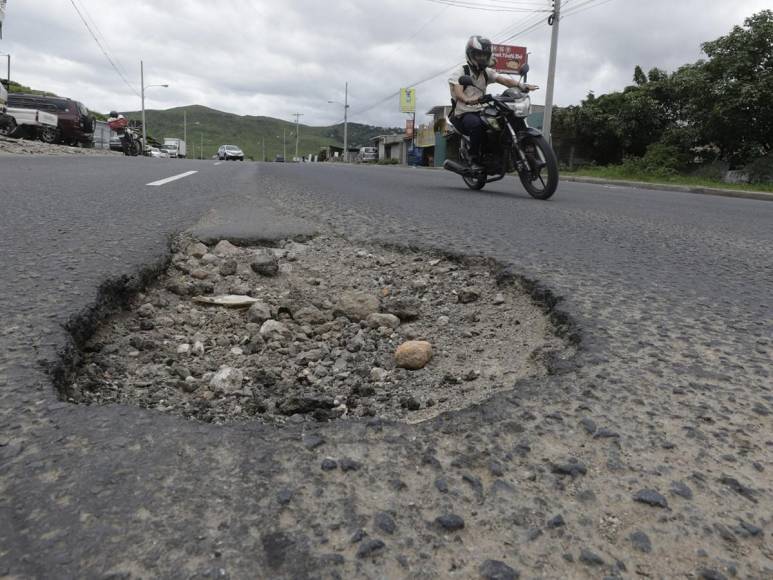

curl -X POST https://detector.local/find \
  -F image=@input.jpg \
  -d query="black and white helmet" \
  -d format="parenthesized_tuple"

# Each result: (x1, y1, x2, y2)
(466, 36, 493, 71)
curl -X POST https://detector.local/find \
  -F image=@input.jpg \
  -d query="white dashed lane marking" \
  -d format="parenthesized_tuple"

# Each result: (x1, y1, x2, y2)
(146, 171, 199, 186)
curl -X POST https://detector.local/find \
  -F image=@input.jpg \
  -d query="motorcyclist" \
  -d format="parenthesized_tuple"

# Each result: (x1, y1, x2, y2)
(449, 36, 538, 172)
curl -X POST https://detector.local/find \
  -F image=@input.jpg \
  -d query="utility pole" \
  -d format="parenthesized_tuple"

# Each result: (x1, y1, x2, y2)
(542, 0, 561, 143)
(141, 60, 146, 148)
(343, 81, 349, 162)
(262, 137, 265, 162)
(283, 128, 287, 160)
(183, 110, 187, 152)
(292, 113, 303, 160)
(200, 132, 203, 160)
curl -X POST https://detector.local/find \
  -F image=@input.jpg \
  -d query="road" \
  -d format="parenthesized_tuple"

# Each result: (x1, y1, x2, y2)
(1, 156, 771, 579)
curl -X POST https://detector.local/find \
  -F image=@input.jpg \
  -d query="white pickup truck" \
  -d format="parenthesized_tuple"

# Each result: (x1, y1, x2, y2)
(0, 98, 59, 143)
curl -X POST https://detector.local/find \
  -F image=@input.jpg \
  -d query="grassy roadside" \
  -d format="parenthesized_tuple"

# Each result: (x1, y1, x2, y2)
(564, 167, 773, 193)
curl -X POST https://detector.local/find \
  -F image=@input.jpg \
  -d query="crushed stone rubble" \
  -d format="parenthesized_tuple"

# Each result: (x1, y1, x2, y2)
(0, 135, 121, 156)
(67, 234, 571, 424)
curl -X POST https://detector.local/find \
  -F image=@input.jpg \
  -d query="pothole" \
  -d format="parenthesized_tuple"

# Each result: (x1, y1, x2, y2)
(60, 233, 577, 424)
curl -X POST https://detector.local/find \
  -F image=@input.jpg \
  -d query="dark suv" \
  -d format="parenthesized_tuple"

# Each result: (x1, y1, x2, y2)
(7, 94, 95, 146)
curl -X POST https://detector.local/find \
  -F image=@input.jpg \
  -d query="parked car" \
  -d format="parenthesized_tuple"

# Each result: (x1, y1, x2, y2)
(146, 146, 169, 158)
(0, 83, 15, 135)
(274, 155, 285, 162)
(218, 144, 244, 161)
(6, 93, 95, 146)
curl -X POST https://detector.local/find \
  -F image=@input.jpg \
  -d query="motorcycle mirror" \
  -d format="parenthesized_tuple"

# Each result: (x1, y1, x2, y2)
(458, 75, 474, 87)
(519, 63, 530, 76)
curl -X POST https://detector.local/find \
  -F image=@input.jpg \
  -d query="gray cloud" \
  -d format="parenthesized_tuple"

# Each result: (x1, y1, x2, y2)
(2, 0, 769, 127)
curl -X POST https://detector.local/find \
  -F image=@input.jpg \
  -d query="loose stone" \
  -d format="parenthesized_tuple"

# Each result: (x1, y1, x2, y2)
(250, 252, 279, 276)
(458, 287, 481, 304)
(334, 291, 380, 321)
(209, 367, 243, 393)
(630, 531, 652, 553)
(435, 514, 465, 532)
(374, 512, 396, 534)
(395, 341, 433, 370)
(213, 240, 240, 256)
(356, 539, 385, 559)
(633, 489, 669, 509)
(579, 548, 605, 566)
(479, 559, 519, 580)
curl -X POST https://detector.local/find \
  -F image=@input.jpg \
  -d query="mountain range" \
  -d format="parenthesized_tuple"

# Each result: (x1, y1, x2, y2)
(123, 105, 400, 160)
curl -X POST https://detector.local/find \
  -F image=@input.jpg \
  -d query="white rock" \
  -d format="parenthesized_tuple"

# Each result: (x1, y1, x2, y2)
(248, 301, 272, 324)
(201, 253, 219, 265)
(493, 293, 506, 305)
(186, 242, 208, 258)
(259, 319, 292, 341)
(230, 347, 244, 355)
(177, 344, 191, 355)
(209, 367, 244, 393)
(370, 367, 389, 382)
(366, 313, 401, 330)
(213, 240, 240, 256)
(437, 316, 450, 326)
(192, 340, 206, 356)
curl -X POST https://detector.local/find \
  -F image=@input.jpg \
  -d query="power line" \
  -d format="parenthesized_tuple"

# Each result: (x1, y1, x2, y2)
(348, 9, 551, 119)
(74, 0, 135, 89)
(421, 0, 552, 13)
(68, 0, 139, 97)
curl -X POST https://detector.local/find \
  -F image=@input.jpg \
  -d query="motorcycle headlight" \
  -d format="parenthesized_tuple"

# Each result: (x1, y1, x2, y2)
(507, 96, 532, 118)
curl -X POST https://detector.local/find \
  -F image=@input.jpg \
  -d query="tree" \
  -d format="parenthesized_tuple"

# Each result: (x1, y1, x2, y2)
(694, 10, 773, 164)
(633, 65, 647, 86)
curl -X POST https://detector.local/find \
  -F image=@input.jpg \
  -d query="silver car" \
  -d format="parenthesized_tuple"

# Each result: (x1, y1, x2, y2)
(218, 144, 244, 161)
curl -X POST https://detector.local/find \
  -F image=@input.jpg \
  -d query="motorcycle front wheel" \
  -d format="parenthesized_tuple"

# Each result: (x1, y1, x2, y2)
(517, 135, 558, 200)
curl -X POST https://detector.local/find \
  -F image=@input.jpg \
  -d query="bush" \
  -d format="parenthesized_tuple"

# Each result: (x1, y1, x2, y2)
(744, 155, 773, 184)
(377, 158, 400, 165)
(619, 142, 689, 177)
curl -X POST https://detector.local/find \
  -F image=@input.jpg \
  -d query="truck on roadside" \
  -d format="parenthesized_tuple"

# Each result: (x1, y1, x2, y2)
(162, 137, 186, 158)
(1, 106, 59, 142)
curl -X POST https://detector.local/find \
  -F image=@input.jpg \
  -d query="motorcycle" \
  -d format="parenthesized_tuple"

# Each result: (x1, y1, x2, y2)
(443, 66, 559, 199)
(107, 116, 144, 157)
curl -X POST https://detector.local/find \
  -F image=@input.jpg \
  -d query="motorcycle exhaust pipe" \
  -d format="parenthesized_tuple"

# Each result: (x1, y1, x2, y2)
(443, 159, 471, 176)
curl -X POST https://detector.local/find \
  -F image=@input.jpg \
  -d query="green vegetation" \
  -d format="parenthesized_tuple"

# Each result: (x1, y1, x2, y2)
(564, 166, 773, 193)
(553, 10, 773, 186)
(124, 105, 397, 161)
(377, 158, 400, 165)
(5, 80, 58, 97)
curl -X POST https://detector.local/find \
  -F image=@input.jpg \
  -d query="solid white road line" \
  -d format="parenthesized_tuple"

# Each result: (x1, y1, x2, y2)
(214, 161, 223, 166)
(146, 170, 199, 187)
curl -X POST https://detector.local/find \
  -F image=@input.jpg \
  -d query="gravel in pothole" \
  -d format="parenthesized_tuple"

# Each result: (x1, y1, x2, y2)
(66, 234, 572, 424)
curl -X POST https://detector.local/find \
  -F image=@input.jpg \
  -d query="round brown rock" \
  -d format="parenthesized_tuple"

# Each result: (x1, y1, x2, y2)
(395, 341, 433, 370)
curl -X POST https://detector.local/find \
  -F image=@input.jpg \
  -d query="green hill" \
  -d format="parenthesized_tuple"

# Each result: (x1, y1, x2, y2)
(123, 105, 399, 160)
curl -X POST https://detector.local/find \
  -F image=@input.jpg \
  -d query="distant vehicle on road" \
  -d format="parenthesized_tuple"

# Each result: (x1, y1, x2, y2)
(162, 137, 186, 158)
(274, 155, 285, 162)
(357, 146, 377, 163)
(146, 146, 169, 159)
(218, 144, 244, 161)
(6, 93, 95, 147)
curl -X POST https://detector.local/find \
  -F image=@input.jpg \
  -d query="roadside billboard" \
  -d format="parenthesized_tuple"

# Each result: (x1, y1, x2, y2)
(405, 119, 414, 139)
(399, 88, 416, 113)
(491, 44, 527, 73)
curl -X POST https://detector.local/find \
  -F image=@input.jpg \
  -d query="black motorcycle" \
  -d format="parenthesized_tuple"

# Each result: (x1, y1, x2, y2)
(444, 71, 559, 199)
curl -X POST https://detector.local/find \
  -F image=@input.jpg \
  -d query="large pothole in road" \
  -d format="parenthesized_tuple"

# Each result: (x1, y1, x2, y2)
(63, 234, 576, 424)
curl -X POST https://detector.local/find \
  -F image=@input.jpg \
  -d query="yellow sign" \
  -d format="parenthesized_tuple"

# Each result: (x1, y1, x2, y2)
(400, 88, 416, 113)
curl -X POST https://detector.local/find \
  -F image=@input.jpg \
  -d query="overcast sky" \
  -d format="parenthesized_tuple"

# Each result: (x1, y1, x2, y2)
(1, 0, 769, 128)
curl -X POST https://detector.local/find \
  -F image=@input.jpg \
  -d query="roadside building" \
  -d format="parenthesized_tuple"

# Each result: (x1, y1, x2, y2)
(369, 133, 410, 164)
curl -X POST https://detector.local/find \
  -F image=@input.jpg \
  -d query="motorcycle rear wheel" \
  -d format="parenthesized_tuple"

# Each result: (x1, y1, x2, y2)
(463, 173, 486, 190)
(518, 135, 558, 200)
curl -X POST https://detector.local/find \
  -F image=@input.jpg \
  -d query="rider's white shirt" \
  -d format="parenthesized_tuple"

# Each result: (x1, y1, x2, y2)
(448, 66, 500, 116)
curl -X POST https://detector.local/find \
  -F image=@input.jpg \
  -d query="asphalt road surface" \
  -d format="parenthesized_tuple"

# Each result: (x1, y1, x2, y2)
(1, 156, 771, 579)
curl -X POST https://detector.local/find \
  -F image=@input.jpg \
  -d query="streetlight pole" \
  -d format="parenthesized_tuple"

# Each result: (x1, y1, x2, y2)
(543, 0, 561, 143)
(140, 60, 169, 148)
(328, 82, 350, 162)
(283, 128, 287, 160)
(292, 113, 303, 160)
(343, 81, 349, 162)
